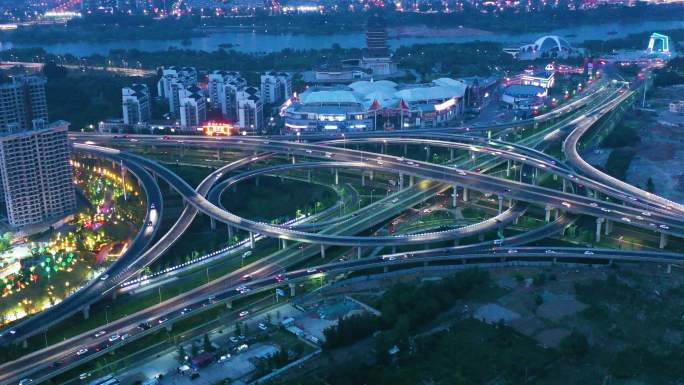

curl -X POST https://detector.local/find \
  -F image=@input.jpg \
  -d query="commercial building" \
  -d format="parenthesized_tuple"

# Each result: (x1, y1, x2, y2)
(0, 120, 76, 227)
(179, 86, 207, 128)
(260, 72, 293, 104)
(669, 101, 684, 115)
(646, 33, 677, 59)
(501, 84, 547, 110)
(122, 84, 151, 125)
(0, 75, 48, 133)
(520, 68, 556, 89)
(282, 78, 466, 133)
(236, 86, 264, 133)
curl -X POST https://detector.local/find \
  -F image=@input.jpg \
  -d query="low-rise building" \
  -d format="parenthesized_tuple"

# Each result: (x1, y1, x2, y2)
(501, 84, 547, 109)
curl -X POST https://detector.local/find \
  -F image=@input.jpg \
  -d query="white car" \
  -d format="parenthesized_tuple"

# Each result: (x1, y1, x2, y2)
(507, 249, 518, 254)
(94, 331, 106, 338)
(99, 274, 109, 281)
(621, 217, 631, 223)
(584, 251, 594, 255)
(108, 333, 120, 342)
(589, 202, 598, 208)
(258, 323, 268, 331)
(561, 202, 571, 208)
(19, 379, 33, 385)
(76, 348, 89, 356)
(660, 224, 670, 230)
(238, 311, 249, 318)
(545, 250, 556, 254)
(79, 373, 91, 380)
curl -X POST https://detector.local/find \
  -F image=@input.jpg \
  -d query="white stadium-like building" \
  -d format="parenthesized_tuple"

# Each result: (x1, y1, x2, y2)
(282, 78, 467, 132)
(507, 35, 581, 61)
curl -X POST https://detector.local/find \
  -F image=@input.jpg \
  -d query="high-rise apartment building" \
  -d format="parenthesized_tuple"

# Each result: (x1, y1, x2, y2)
(0, 120, 76, 227)
(122, 83, 151, 125)
(157, 66, 198, 101)
(236, 86, 263, 134)
(179, 86, 207, 128)
(0, 75, 48, 134)
(260, 72, 293, 104)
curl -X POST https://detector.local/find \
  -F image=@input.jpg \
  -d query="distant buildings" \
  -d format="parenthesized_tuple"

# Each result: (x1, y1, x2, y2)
(282, 78, 467, 133)
(207, 71, 246, 121)
(260, 72, 293, 105)
(157, 66, 198, 102)
(122, 84, 151, 125)
(520, 68, 556, 89)
(669, 100, 684, 115)
(501, 84, 547, 110)
(506, 35, 581, 61)
(646, 32, 676, 59)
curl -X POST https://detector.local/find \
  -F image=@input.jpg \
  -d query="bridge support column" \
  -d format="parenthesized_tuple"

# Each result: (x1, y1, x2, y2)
(249, 232, 255, 249)
(369, 171, 374, 181)
(506, 160, 511, 177)
(226, 301, 232, 309)
(320, 245, 326, 259)
(392, 246, 396, 254)
(22, 339, 27, 348)
(357, 247, 362, 259)
(281, 239, 287, 249)
(383, 266, 389, 273)
(166, 324, 172, 332)
(595, 218, 605, 243)
(399, 174, 404, 189)
(604, 220, 612, 236)
(498, 195, 504, 214)
(292, 155, 296, 164)
(450, 148, 455, 162)
(289, 283, 296, 297)
(562, 178, 567, 192)
(425, 146, 431, 162)
(409, 175, 414, 187)
(454, 239, 460, 246)
(210, 217, 216, 231)
(335, 169, 339, 185)
(462, 187, 469, 202)
(307, 170, 312, 182)
(478, 234, 485, 242)
(660, 233, 668, 249)
(255, 176, 260, 187)
(361, 172, 366, 187)
(452, 185, 458, 207)
(227, 225, 234, 241)
(545, 207, 551, 222)
(403, 144, 408, 156)
(216, 149, 221, 160)
(82, 305, 90, 320)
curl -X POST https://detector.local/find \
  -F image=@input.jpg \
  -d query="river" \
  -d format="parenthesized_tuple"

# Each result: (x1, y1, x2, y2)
(1, 19, 682, 56)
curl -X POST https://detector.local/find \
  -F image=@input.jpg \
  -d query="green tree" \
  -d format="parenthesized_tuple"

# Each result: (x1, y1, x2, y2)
(176, 344, 188, 364)
(203, 333, 214, 352)
(646, 177, 656, 193)
(560, 331, 589, 360)
(191, 340, 200, 357)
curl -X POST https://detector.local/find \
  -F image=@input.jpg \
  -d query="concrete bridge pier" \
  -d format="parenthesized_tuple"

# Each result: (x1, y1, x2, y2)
(383, 266, 389, 273)
(226, 301, 232, 309)
(545, 206, 552, 222)
(361, 172, 366, 187)
(289, 283, 296, 297)
(292, 155, 296, 164)
(450, 148, 455, 162)
(595, 218, 605, 243)
(281, 239, 287, 249)
(498, 195, 504, 214)
(249, 232, 255, 249)
(307, 170, 311, 182)
(210, 217, 216, 231)
(462, 187, 469, 202)
(255, 175, 260, 186)
(227, 225, 234, 240)
(425, 146, 431, 162)
(391, 246, 396, 254)
(22, 339, 27, 348)
(335, 169, 339, 185)
(454, 239, 460, 246)
(660, 233, 668, 249)
(369, 171, 374, 181)
(320, 245, 326, 259)
(562, 178, 567, 192)
(403, 144, 408, 156)
(357, 247, 363, 259)
(82, 305, 90, 320)
(399, 173, 404, 189)
(506, 160, 511, 177)
(216, 149, 221, 160)
(452, 185, 458, 207)
(409, 175, 415, 187)
(604, 220, 613, 236)
(166, 324, 172, 332)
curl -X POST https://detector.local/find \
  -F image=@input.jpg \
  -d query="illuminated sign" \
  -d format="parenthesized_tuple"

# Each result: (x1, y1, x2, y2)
(202, 122, 234, 136)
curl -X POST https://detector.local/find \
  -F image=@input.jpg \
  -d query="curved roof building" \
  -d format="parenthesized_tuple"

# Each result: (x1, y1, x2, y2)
(283, 79, 467, 132)
(515, 35, 580, 60)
